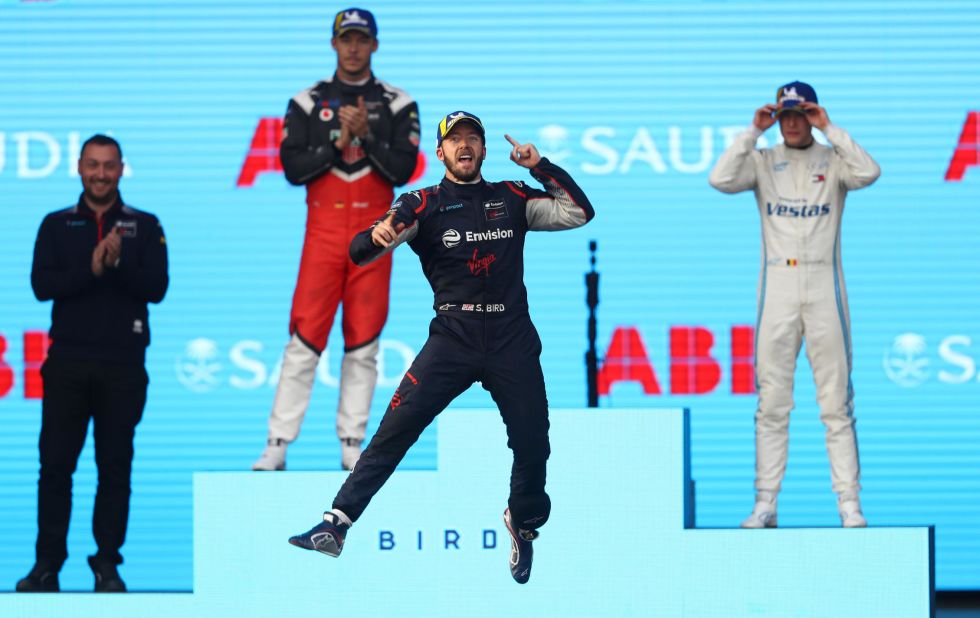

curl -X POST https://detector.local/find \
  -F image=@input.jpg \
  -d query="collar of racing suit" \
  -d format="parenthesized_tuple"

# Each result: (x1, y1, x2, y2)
(784, 138, 815, 150)
(333, 71, 374, 92)
(439, 176, 490, 197)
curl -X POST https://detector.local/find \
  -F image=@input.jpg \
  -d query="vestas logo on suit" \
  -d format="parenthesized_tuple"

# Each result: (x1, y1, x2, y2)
(766, 202, 830, 218)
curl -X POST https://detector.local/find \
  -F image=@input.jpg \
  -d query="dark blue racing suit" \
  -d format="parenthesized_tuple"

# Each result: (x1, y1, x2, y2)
(333, 158, 594, 532)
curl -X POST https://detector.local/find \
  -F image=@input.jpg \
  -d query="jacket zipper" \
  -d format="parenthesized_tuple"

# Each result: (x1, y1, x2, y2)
(473, 191, 489, 354)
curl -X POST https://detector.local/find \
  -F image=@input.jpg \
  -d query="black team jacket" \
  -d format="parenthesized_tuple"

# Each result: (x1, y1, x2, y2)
(31, 194, 169, 363)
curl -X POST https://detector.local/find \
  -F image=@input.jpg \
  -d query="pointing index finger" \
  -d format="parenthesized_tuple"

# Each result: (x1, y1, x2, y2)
(504, 134, 521, 149)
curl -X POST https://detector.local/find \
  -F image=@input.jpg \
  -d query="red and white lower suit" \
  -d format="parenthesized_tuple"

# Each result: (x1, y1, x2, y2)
(264, 73, 420, 459)
(270, 171, 394, 447)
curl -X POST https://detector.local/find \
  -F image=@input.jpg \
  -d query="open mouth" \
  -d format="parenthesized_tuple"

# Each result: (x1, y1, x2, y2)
(457, 152, 474, 164)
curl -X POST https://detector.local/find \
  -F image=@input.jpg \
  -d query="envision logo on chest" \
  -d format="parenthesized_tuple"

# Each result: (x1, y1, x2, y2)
(465, 228, 513, 242)
(442, 229, 461, 248)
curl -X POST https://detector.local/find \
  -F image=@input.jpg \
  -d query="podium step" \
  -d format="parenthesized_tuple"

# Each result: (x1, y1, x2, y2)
(1, 409, 933, 617)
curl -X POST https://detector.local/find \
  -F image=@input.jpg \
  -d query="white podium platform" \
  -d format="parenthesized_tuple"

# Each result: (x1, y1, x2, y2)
(1, 408, 933, 617)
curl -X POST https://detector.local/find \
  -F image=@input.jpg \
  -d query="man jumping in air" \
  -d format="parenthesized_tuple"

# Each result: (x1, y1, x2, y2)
(288, 111, 595, 584)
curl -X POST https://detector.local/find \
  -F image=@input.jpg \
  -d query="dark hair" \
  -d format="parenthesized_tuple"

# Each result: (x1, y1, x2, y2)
(80, 134, 123, 161)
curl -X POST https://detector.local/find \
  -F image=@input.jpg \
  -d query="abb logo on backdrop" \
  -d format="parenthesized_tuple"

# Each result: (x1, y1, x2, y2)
(598, 325, 755, 396)
(237, 118, 427, 187)
(0, 331, 50, 400)
(946, 111, 979, 181)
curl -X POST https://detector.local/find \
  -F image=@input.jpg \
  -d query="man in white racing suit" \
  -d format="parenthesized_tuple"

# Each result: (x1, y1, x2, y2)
(708, 81, 880, 528)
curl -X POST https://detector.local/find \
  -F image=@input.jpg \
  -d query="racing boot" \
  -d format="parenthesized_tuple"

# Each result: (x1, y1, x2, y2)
(838, 493, 867, 528)
(503, 508, 538, 584)
(340, 438, 362, 471)
(288, 511, 351, 557)
(740, 491, 778, 529)
(252, 438, 287, 471)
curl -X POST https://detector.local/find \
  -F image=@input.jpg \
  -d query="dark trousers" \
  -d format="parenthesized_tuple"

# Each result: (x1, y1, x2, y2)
(333, 312, 552, 531)
(35, 357, 147, 568)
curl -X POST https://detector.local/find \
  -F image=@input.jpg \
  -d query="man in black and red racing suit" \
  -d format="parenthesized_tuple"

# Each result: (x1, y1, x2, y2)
(287, 111, 595, 585)
(253, 8, 420, 472)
